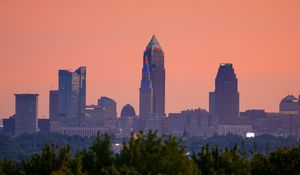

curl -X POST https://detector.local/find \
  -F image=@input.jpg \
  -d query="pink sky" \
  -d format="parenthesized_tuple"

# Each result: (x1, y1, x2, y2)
(1, 0, 300, 118)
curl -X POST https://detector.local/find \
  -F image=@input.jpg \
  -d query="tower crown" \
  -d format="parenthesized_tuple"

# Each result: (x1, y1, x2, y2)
(146, 35, 162, 50)
(220, 63, 232, 68)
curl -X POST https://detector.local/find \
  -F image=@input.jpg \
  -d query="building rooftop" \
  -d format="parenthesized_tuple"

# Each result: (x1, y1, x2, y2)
(147, 35, 162, 49)
(281, 95, 298, 103)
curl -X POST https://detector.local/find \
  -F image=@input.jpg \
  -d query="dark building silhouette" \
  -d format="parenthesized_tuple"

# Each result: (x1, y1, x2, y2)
(121, 104, 136, 118)
(38, 119, 50, 133)
(58, 66, 86, 126)
(167, 108, 218, 137)
(98, 96, 117, 120)
(210, 63, 239, 124)
(119, 104, 137, 136)
(143, 35, 165, 116)
(15, 94, 39, 136)
(209, 92, 215, 113)
(279, 95, 299, 115)
(3, 115, 15, 135)
(49, 90, 58, 121)
(139, 57, 153, 118)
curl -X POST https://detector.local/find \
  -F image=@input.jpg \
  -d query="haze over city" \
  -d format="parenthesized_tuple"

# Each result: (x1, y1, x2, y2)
(1, 0, 300, 118)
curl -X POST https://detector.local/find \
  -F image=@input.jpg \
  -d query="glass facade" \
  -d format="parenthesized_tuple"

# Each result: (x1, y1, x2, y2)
(58, 67, 86, 126)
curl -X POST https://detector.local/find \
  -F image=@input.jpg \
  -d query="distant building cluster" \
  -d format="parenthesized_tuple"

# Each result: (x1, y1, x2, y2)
(2, 35, 300, 138)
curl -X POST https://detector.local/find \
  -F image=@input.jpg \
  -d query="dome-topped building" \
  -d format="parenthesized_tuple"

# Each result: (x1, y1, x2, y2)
(279, 95, 299, 114)
(121, 104, 136, 118)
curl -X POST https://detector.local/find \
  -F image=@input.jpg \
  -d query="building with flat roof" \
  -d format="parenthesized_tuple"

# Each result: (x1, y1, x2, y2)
(15, 94, 39, 136)
(49, 90, 59, 122)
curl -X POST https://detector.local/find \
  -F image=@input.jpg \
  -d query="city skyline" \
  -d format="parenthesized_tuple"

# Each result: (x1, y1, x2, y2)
(1, 1, 300, 118)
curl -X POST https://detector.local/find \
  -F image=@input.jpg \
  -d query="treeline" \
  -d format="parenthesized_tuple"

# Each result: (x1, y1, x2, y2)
(1, 132, 299, 161)
(0, 133, 95, 160)
(188, 134, 300, 154)
(1, 131, 300, 175)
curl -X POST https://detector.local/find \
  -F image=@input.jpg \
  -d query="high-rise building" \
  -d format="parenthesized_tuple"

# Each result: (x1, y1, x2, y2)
(210, 63, 239, 124)
(139, 57, 153, 117)
(15, 94, 39, 136)
(58, 66, 86, 126)
(49, 90, 58, 121)
(143, 35, 165, 116)
(98, 96, 117, 120)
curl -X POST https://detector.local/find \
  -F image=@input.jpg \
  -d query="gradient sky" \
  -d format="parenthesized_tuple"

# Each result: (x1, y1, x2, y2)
(1, 0, 300, 118)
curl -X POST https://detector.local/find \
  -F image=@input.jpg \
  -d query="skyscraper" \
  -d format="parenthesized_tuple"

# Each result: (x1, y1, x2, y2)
(143, 35, 165, 116)
(98, 96, 117, 120)
(209, 63, 239, 124)
(58, 66, 86, 126)
(15, 94, 39, 136)
(49, 90, 58, 121)
(139, 56, 153, 117)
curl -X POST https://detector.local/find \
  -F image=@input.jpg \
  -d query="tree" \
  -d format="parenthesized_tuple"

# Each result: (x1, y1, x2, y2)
(117, 131, 200, 175)
(81, 133, 115, 174)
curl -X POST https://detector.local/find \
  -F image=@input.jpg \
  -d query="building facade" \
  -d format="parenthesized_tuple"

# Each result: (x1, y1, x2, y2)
(139, 57, 153, 118)
(210, 63, 239, 124)
(143, 35, 165, 116)
(98, 96, 117, 120)
(49, 90, 59, 121)
(15, 94, 39, 136)
(58, 66, 86, 126)
(167, 109, 218, 137)
(279, 95, 299, 115)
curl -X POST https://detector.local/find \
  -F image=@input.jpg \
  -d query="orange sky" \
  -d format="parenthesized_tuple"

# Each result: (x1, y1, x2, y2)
(1, 0, 300, 118)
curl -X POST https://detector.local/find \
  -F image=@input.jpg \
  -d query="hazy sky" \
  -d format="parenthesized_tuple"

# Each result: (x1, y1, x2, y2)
(1, 0, 300, 118)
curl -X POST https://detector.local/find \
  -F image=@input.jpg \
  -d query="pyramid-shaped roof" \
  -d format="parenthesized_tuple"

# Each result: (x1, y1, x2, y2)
(147, 35, 162, 49)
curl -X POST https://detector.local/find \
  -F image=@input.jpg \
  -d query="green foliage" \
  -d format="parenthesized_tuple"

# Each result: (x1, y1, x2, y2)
(0, 159, 22, 175)
(116, 131, 199, 175)
(192, 144, 250, 175)
(80, 133, 114, 174)
(1, 132, 300, 175)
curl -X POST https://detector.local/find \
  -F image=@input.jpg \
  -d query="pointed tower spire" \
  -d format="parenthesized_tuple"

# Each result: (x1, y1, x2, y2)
(142, 34, 165, 117)
(147, 35, 162, 49)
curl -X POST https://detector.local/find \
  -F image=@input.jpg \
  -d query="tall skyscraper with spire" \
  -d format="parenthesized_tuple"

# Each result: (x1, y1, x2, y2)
(209, 63, 239, 124)
(142, 35, 165, 116)
(139, 56, 153, 117)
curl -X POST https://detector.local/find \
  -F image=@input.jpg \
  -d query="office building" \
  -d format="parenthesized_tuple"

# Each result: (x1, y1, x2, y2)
(210, 63, 239, 124)
(143, 35, 165, 116)
(58, 66, 86, 126)
(15, 94, 39, 136)
(98, 96, 117, 120)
